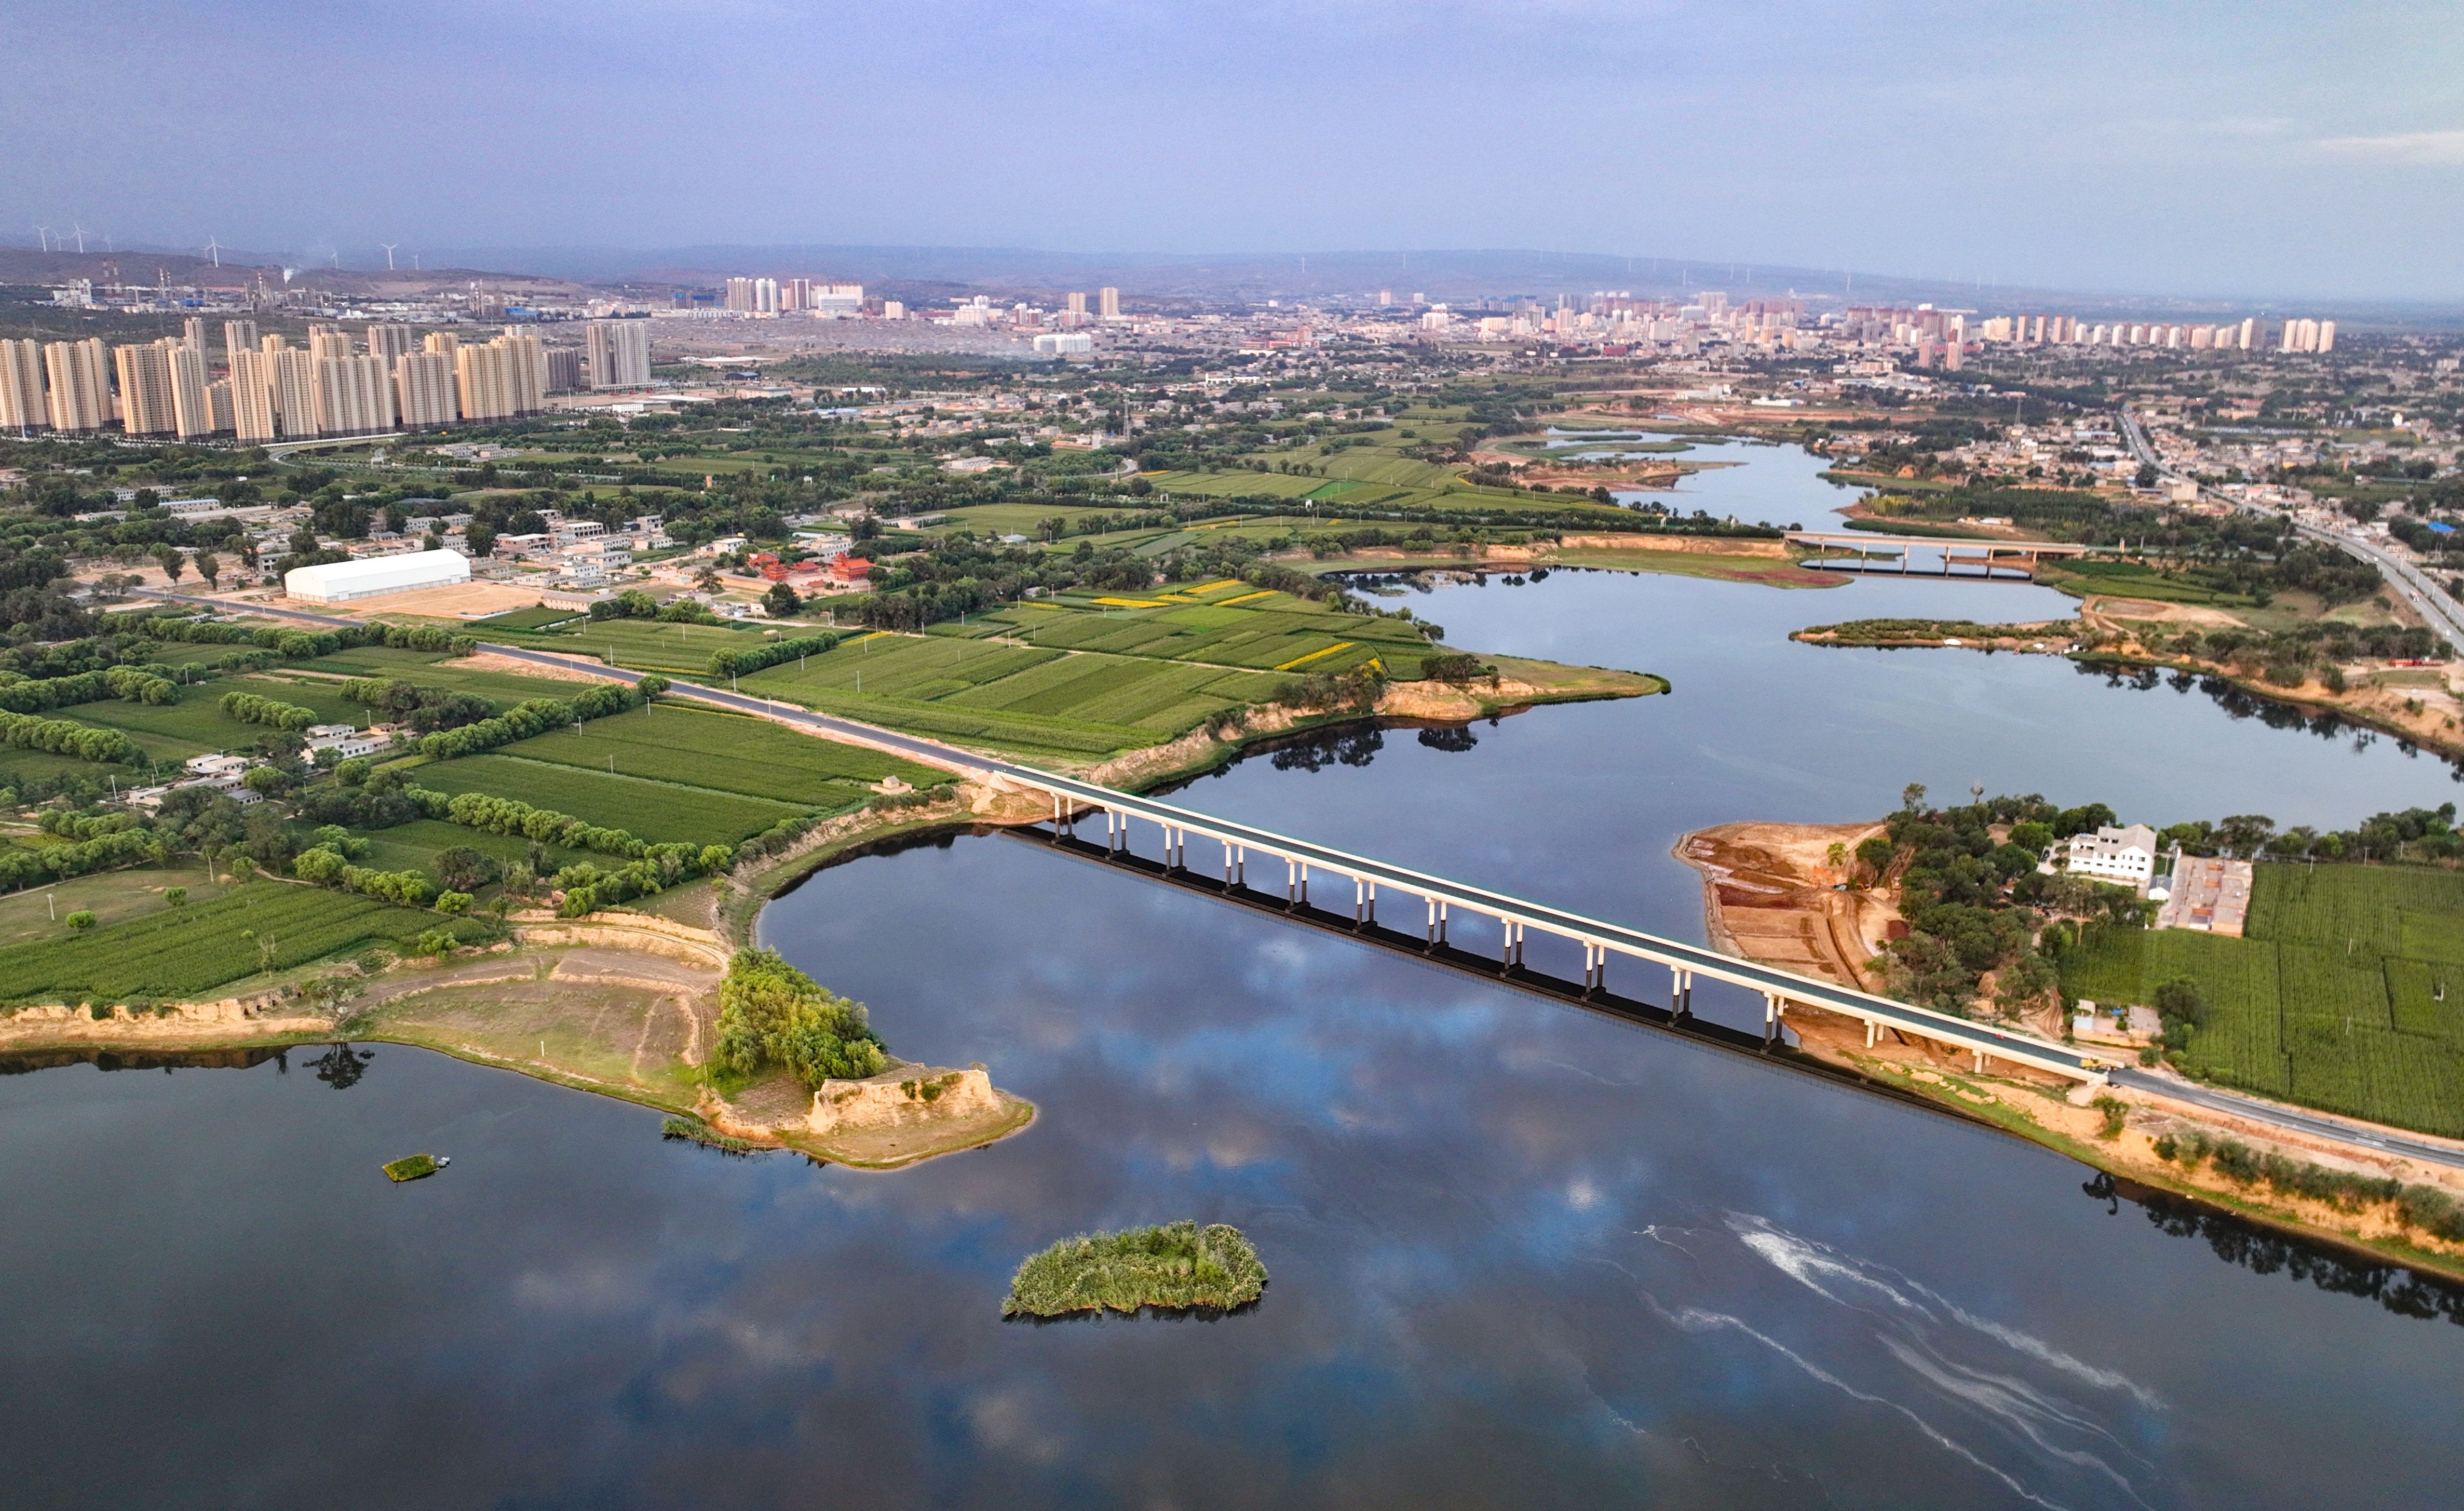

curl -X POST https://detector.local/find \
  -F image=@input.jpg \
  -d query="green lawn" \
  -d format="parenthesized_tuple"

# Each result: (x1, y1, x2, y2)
(410, 754, 811, 844)
(2060, 863, 2464, 1136)
(0, 884, 440, 1006)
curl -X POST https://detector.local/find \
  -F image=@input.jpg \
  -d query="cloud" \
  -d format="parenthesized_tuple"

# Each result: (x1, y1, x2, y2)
(2313, 129, 2464, 164)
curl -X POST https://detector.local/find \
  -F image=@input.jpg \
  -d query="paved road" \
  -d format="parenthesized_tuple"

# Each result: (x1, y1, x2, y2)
(2113, 1067, 2464, 1171)
(2295, 522, 2464, 652)
(2117, 407, 2464, 650)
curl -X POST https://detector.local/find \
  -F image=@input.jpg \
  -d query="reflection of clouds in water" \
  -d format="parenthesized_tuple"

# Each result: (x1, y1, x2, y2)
(1618, 1214, 2164, 1508)
(1649, 1298, 2077, 1511)
(1731, 1215, 2164, 1411)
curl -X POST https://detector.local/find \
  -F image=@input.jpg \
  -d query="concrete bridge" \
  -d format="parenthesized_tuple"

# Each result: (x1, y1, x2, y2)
(126, 587, 2115, 1084)
(134, 587, 2464, 1168)
(1786, 529, 2123, 575)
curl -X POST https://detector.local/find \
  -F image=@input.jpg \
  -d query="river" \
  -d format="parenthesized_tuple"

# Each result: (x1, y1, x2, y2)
(4, 442, 2461, 1509)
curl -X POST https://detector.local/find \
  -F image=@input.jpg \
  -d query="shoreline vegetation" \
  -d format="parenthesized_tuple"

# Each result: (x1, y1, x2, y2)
(0, 583, 1659, 1170)
(1003, 1221, 1268, 1319)
(1676, 817, 2464, 1286)
(1791, 601, 2464, 766)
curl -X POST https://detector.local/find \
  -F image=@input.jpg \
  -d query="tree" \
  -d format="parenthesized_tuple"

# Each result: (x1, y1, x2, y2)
(764, 581, 801, 618)
(1901, 783, 1927, 813)
(434, 845, 498, 894)
(155, 546, 185, 583)
(465, 522, 497, 557)
(2154, 977, 2207, 1026)
(195, 551, 221, 589)
(693, 564, 721, 594)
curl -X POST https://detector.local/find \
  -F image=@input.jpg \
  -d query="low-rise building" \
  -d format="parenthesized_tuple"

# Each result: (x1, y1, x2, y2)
(285, 548, 470, 603)
(2067, 824, 2159, 891)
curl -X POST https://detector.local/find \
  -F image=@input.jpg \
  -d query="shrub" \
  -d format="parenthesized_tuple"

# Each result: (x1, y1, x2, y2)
(220, 691, 318, 731)
(65, 911, 95, 932)
(708, 633, 839, 678)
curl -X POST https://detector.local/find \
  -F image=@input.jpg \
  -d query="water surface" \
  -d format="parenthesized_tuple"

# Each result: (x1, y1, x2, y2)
(5, 448, 2461, 1510)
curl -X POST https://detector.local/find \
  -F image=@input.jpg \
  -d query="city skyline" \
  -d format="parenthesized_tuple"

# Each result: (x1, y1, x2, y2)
(3, 2, 2458, 302)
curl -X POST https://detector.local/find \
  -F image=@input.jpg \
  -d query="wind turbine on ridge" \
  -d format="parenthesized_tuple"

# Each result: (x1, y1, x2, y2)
(380, 243, 398, 271)
(204, 236, 221, 266)
(70, 223, 85, 253)
(34, 225, 50, 252)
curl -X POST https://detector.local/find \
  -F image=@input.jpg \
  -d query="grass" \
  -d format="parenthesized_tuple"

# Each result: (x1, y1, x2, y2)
(410, 754, 812, 843)
(2059, 862, 2464, 1135)
(0, 884, 439, 1006)
(348, 818, 588, 880)
(0, 856, 212, 945)
(1003, 1221, 1267, 1318)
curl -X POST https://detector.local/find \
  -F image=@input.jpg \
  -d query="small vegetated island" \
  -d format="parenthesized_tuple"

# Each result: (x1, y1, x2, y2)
(1003, 1221, 1267, 1319)
(1678, 786, 2464, 1287)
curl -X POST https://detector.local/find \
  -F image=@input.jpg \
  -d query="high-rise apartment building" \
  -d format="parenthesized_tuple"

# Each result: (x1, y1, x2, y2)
(181, 316, 208, 352)
(222, 319, 258, 368)
(424, 331, 460, 359)
(1099, 287, 1121, 320)
(544, 345, 584, 393)
(229, 349, 279, 443)
(309, 327, 356, 364)
(0, 339, 50, 431)
(168, 341, 215, 439)
(1066, 292, 1087, 316)
(272, 348, 320, 438)
(202, 380, 235, 437)
(315, 353, 396, 437)
(586, 319, 652, 388)
(43, 339, 112, 433)
(2318, 320, 2336, 353)
(394, 350, 459, 428)
(365, 323, 414, 364)
(453, 333, 545, 423)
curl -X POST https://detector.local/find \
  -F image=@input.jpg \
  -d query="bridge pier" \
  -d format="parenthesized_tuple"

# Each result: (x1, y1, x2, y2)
(1866, 1018, 1877, 1048)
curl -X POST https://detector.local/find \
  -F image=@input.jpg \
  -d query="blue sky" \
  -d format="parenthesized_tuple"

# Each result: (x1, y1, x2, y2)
(5, 0, 2459, 299)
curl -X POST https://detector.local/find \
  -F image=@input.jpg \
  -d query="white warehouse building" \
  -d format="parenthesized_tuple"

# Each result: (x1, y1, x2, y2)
(285, 549, 470, 603)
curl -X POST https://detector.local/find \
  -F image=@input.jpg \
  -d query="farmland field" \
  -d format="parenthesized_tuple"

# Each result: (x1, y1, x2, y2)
(2058, 862, 2464, 1134)
(409, 753, 812, 843)
(348, 818, 589, 880)
(495, 703, 937, 804)
(489, 618, 779, 676)
(0, 885, 440, 1005)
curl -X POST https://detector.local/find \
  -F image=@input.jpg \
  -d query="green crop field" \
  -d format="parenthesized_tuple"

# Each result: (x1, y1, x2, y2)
(2059, 862, 2464, 1135)
(473, 605, 584, 630)
(0, 885, 440, 1005)
(490, 618, 780, 677)
(410, 754, 811, 843)
(495, 703, 937, 804)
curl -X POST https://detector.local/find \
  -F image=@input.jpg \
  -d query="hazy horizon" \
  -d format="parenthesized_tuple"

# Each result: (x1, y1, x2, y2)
(4, 1, 2458, 302)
